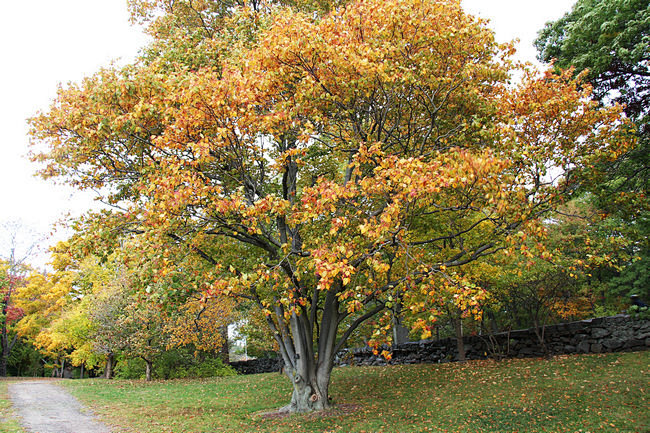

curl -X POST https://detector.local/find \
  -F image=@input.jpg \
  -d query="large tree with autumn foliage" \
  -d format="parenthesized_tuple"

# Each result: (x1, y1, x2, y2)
(30, 0, 630, 412)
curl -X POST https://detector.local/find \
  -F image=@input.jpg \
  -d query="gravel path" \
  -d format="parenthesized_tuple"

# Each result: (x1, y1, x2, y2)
(8, 380, 112, 433)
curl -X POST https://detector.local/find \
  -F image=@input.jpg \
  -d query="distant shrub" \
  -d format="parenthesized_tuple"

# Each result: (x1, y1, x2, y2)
(167, 357, 237, 379)
(114, 348, 236, 380)
(114, 357, 147, 379)
(629, 305, 650, 320)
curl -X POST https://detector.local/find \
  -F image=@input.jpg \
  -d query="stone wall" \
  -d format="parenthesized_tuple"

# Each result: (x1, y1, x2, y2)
(230, 315, 650, 374)
(230, 357, 283, 375)
(339, 314, 650, 367)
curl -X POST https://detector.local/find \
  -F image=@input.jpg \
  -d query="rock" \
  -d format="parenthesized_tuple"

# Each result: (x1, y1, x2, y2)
(518, 347, 535, 356)
(602, 339, 624, 351)
(624, 339, 645, 349)
(590, 343, 603, 353)
(591, 328, 610, 338)
(569, 335, 582, 345)
(576, 341, 590, 353)
(230, 357, 283, 374)
(568, 322, 587, 333)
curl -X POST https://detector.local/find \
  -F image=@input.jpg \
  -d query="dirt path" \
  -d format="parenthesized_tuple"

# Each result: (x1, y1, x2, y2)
(8, 380, 112, 433)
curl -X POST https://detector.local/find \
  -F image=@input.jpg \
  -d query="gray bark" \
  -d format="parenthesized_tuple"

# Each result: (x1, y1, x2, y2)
(279, 313, 333, 413)
(392, 320, 410, 345)
(144, 358, 153, 381)
(452, 317, 466, 362)
(263, 282, 384, 413)
(104, 353, 114, 379)
(218, 325, 229, 362)
(0, 305, 18, 377)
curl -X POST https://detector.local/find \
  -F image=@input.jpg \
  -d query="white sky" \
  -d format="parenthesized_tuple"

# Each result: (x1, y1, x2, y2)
(0, 0, 149, 264)
(0, 0, 575, 267)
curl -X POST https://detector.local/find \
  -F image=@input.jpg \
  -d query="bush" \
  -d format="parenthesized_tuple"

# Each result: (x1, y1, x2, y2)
(7, 338, 44, 377)
(114, 357, 147, 380)
(168, 357, 237, 379)
(629, 305, 650, 320)
(114, 348, 237, 380)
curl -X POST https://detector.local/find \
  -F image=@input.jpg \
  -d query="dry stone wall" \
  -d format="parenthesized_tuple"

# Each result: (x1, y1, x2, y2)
(230, 315, 650, 374)
(229, 357, 283, 375)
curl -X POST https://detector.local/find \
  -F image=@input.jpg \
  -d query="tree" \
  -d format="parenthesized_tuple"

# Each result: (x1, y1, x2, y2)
(165, 296, 232, 360)
(15, 244, 101, 378)
(30, 0, 630, 412)
(536, 0, 649, 120)
(17, 237, 233, 380)
(0, 221, 40, 377)
(0, 261, 27, 376)
(536, 0, 650, 303)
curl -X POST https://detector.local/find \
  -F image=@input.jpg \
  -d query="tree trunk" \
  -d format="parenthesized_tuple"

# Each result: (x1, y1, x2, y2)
(276, 312, 333, 413)
(261, 281, 384, 413)
(280, 338, 333, 413)
(452, 316, 466, 362)
(268, 302, 340, 414)
(0, 319, 9, 377)
(392, 308, 410, 346)
(0, 350, 7, 377)
(143, 358, 153, 381)
(218, 325, 229, 363)
(80, 363, 84, 379)
(282, 369, 331, 413)
(104, 352, 114, 379)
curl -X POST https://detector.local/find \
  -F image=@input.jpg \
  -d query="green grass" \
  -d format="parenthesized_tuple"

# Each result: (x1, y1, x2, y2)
(0, 381, 24, 433)
(61, 351, 649, 433)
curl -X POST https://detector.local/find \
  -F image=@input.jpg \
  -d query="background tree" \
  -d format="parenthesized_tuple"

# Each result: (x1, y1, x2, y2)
(0, 260, 27, 376)
(536, 0, 650, 304)
(15, 244, 103, 377)
(469, 198, 628, 354)
(536, 0, 649, 119)
(0, 221, 42, 376)
(30, 0, 630, 412)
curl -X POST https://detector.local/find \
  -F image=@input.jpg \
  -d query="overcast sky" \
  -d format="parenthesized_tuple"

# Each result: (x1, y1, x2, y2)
(0, 0, 575, 267)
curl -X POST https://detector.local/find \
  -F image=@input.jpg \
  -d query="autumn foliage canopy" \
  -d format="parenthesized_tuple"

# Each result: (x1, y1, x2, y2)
(29, 0, 631, 412)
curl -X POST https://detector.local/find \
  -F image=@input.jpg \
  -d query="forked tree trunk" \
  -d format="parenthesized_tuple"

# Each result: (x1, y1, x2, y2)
(267, 291, 345, 413)
(532, 316, 549, 356)
(264, 286, 380, 413)
(283, 367, 332, 413)
(277, 312, 334, 413)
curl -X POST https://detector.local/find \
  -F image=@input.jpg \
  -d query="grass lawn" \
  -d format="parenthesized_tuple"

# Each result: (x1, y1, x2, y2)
(61, 351, 648, 433)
